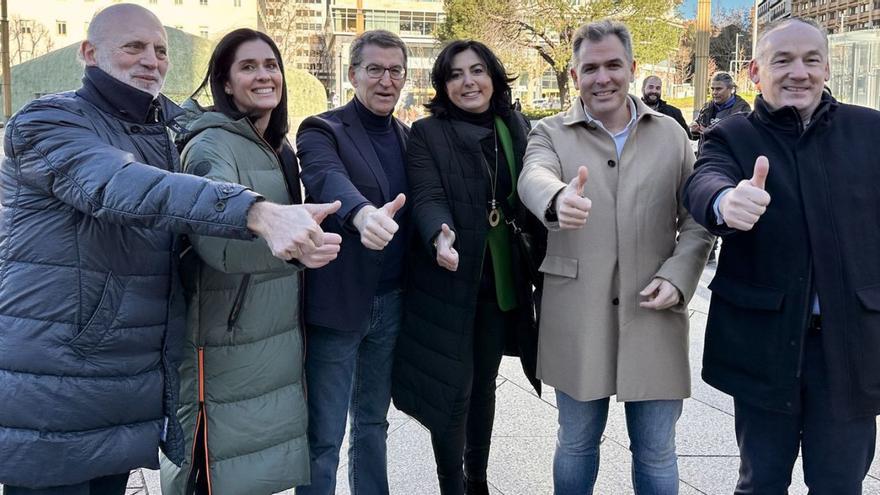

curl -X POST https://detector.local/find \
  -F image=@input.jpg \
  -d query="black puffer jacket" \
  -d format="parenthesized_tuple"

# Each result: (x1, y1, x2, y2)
(392, 110, 545, 432)
(0, 67, 258, 488)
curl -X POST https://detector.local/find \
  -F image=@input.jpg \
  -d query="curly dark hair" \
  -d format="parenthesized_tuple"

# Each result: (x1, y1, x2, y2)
(425, 40, 517, 118)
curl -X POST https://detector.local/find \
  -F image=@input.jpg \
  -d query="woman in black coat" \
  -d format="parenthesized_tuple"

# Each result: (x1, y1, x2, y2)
(391, 40, 546, 495)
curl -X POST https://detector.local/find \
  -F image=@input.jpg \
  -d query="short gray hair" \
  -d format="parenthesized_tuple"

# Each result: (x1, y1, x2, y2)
(756, 17, 828, 61)
(711, 71, 736, 89)
(572, 20, 634, 66)
(349, 30, 408, 68)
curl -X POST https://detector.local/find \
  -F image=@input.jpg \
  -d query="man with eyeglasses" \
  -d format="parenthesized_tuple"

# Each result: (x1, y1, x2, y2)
(296, 29, 410, 495)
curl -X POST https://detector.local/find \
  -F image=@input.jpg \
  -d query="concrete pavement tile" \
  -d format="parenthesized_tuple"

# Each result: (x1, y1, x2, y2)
(492, 380, 559, 438)
(689, 287, 712, 316)
(336, 417, 410, 472)
(678, 456, 740, 495)
(497, 357, 537, 397)
(689, 312, 735, 414)
(140, 469, 161, 495)
(125, 470, 146, 495)
(335, 419, 439, 495)
(676, 399, 738, 456)
(485, 432, 645, 494)
(869, 421, 880, 479)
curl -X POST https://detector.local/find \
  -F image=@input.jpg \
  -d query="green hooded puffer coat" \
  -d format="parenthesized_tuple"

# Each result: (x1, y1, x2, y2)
(160, 101, 309, 494)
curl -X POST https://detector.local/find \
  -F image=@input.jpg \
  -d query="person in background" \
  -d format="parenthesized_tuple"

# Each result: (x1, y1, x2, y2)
(641, 75, 691, 138)
(690, 71, 751, 139)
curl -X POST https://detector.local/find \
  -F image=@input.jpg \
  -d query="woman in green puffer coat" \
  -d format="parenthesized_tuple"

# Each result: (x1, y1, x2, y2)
(160, 29, 341, 495)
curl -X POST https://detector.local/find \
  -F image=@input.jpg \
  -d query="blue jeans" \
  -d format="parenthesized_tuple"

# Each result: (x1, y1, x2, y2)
(553, 392, 682, 495)
(296, 290, 402, 495)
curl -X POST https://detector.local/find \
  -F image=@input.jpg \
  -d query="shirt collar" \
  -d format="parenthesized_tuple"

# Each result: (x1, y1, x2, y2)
(582, 95, 637, 137)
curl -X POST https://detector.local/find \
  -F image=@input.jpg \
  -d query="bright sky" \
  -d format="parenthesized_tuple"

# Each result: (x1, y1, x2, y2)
(679, 0, 757, 19)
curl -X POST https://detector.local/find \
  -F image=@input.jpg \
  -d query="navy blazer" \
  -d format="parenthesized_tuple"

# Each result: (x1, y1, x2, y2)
(296, 99, 410, 331)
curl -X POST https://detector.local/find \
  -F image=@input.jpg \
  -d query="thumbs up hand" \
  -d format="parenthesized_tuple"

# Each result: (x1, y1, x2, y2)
(434, 223, 459, 272)
(556, 166, 592, 230)
(353, 193, 406, 250)
(719, 156, 772, 231)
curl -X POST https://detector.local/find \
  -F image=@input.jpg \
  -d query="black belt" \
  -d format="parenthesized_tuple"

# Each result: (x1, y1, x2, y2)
(808, 314, 822, 332)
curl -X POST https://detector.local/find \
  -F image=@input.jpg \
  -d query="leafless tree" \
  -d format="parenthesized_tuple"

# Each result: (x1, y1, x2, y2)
(9, 16, 55, 65)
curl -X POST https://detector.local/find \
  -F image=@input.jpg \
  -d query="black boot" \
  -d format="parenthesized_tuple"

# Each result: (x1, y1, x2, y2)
(465, 476, 490, 495)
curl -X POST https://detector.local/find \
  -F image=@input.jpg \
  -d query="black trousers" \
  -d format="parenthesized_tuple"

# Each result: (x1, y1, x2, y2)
(3, 474, 129, 495)
(430, 299, 509, 495)
(734, 324, 877, 494)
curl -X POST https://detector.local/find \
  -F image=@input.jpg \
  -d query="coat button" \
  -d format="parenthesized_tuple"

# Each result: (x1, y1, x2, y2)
(214, 201, 226, 212)
(130, 125, 142, 133)
(790, 339, 797, 346)
(607, 159, 616, 168)
(612, 297, 620, 306)
(785, 401, 792, 408)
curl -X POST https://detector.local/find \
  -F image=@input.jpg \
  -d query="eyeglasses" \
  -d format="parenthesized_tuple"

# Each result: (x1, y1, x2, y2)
(361, 64, 406, 80)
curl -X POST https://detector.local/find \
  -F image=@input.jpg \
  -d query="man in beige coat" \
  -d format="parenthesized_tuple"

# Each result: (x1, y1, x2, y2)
(518, 20, 713, 494)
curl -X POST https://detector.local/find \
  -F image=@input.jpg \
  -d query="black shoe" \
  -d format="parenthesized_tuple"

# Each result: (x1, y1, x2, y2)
(465, 477, 490, 495)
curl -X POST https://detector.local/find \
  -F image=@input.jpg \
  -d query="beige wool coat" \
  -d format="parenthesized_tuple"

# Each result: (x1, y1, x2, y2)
(518, 96, 713, 402)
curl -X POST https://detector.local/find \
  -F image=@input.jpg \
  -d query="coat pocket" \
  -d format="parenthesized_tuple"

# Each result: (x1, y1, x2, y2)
(856, 285, 880, 312)
(539, 255, 578, 279)
(708, 276, 785, 311)
(854, 284, 880, 395)
(69, 272, 125, 354)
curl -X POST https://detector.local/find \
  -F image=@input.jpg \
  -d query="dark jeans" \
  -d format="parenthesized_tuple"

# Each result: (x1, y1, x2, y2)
(3, 474, 129, 495)
(734, 326, 877, 494)
(297, 289, 402, 495)
(430, 299, 509, 495)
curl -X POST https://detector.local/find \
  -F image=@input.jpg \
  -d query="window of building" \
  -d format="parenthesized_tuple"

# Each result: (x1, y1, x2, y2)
(333, 8, 357, 32)
(149, 0, 157, 3)
(234, 0, 241, 6)
(57, 21, 67, 36)
(175, 0, 183, 5)
(200, 0, 208, 5)
(199, 26, 209, 37)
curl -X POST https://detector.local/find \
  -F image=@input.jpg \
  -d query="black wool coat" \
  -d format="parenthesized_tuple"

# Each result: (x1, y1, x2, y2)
(392, 110, 546, 432)
(683, 93, 880, 419)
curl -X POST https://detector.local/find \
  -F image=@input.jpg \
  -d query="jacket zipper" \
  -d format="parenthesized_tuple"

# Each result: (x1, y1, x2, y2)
(185, 346, 213, 494)
(227, 274, 252, 332)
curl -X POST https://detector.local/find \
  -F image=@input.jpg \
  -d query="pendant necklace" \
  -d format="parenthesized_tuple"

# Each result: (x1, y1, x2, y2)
(486, 128, 501, 227)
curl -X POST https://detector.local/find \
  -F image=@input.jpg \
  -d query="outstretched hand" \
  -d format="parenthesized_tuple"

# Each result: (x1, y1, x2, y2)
(435, 223, 459, 272)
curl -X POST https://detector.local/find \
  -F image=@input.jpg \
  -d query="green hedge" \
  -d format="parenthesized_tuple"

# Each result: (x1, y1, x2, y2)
(521, 107, 562, 120)
(666, 92, 758, 111)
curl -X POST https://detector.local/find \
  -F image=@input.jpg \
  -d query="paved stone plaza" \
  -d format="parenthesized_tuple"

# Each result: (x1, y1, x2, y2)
(5, 267, 875, 495)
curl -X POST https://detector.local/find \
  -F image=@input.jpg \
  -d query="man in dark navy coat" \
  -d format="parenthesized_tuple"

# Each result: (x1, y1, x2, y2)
(684, 17, 880, 493)
(295, 29, 411, 495)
